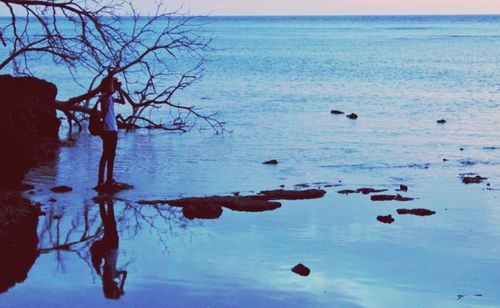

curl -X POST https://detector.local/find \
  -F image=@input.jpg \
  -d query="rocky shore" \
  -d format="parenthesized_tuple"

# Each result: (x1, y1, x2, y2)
(0, 75, 60, 188)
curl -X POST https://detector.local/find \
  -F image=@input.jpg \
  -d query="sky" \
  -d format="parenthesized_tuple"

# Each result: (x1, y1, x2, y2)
(0, 1, 499, 16)
(136, 0, 500, 16)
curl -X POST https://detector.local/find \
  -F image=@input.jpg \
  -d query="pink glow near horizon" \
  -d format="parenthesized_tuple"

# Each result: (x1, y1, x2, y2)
(133, 0, 500, 16)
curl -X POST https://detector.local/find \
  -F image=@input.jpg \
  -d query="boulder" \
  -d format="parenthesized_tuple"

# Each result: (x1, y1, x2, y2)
(291, 263, 310, 276)
(0, 75, 60, 188)
(377, 215, 395, 224)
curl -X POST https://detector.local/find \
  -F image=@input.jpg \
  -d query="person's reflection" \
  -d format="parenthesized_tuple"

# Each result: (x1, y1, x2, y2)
(90, 197, 127, 299)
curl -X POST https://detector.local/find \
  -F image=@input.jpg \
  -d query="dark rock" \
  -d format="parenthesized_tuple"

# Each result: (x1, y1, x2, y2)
(397, 185, 408, 192)
(17, 184, 35, 192)
(443, 158, 449, 162)
(0, 75, 60, 188)
(436, 119, 446, 124)
(139, 189, 325, 214)
(461, 175, 487, 184)
(48, 198, 57, 203)
(460, 148, 464, 151)
(183, 204, 223, 220)
(397, 208, 436, 216)
(263, 159, 278, 165)
(258, 189, 326, 200)
(337, 189, 357, 195)
(52, 215, 62, 220)
(291, 263, 310, 276)
(50, 185, 72, 193)
(377, 215, 395, 224)
(356, 188, 388, 195)
(346, 113, 358, 120)
(330, 110, 344, 115)
(371, 194, 414, 202)
(93, 182, 133, 195)
(166, 196, 281, 213)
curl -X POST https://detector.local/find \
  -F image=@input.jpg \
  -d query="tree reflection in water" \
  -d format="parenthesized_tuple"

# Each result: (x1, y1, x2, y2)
(34, 194, 191, 299)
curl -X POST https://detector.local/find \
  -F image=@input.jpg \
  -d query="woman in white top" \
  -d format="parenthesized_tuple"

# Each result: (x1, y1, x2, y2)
(97, 76, 125, 186)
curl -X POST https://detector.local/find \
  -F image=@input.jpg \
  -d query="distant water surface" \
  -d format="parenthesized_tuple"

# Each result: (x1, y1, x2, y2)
(2, 15, 500, 307)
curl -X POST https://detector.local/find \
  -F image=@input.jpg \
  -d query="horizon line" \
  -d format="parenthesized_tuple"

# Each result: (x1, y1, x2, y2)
(0, 13, 500, 18)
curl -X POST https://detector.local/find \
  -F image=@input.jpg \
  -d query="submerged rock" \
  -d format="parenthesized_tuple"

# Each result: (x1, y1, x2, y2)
(183, 204, 223, 220)
(356, 188, 388, 195)
(397, 208, 436, 216)
(330, 110, 344, 115)
(291, 263, 310, 276)
(258, 189, 326, 200)
(138, 188, 326, 217)
(50, 185, 72, 193)
(263, 159, 278, 165)
(166, 196, 282, 213)
(337, 189, 357, 195)
(94, 182, 133, 194)
(377, 215, 395, 224)
(460, 175, 487, 184)
(371, 194, 413, 202)
(397, 184, 408, 192)
(346, 113, 358, 120)
(338, 188, 388, 195)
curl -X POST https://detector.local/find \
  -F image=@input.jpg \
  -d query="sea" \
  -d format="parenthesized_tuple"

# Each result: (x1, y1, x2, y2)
(1, 15, 500, 307)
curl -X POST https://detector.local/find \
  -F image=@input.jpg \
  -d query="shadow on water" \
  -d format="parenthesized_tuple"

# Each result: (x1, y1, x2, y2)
(0, 193, 39, 295)
(90, 196, 127, 299)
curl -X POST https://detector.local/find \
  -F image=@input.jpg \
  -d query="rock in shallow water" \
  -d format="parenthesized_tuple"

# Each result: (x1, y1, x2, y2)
(330, 110, 344, 115)
(93, 182, 133, 194)
(460, 175, 487, 184)
(291, 263, 311, 276)
(183, 204, 223, 220)
(371, 194, 413, 202)
(377, 215, 395, 224)
(263, 159, 278, 165)
(397, 208, 436, 216)
(50, 186, 72, 193)
(346, 113, 358, 120)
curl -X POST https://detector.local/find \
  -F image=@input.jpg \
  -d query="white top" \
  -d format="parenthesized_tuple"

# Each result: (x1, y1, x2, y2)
(103, 96, 117, 132)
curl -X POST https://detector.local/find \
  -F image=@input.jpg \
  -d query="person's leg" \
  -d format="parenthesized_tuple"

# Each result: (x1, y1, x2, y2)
(105, 132, 118, 183)
(98, 134, 108, 185)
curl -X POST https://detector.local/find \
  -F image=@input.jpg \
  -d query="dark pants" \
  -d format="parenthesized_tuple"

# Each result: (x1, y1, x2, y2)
(99, 131, 118, 183)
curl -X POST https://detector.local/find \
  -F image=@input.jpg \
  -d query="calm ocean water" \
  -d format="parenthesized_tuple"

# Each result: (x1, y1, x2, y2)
(2, 15, 500, 307)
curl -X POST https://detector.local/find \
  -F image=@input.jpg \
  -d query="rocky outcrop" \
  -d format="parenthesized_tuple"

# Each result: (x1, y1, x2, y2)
(0, 75, 60, 188)
(0, 192, 40, 294)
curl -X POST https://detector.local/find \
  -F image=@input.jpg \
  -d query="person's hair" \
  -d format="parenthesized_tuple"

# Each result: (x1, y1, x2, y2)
(99, 76, 113, 93)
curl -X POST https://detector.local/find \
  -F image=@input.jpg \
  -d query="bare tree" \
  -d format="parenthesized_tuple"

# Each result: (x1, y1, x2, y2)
(0, 0, 224, 133)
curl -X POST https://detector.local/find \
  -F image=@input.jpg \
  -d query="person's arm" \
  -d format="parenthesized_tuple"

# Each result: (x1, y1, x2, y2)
(116, 87, 135, 106)
(112, 89, 126, 105)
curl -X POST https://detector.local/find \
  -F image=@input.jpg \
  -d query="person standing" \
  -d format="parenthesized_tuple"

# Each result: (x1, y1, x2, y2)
(97, 76, 125, 187)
